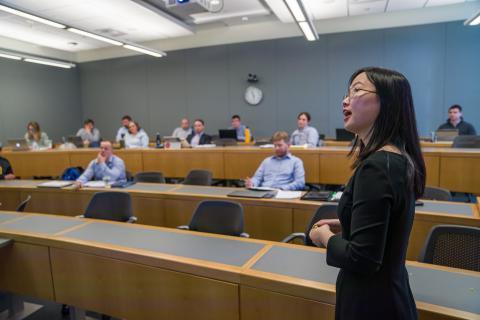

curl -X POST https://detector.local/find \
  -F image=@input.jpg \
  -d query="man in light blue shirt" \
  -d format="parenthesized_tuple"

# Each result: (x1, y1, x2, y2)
(290, 112, 319, 147)
(172, 118, 192, 140)
(76, 119, 101, 147)
(116, 115, 132, 142)
(74, 141, 126, 188)
(229, 114, 248, 141)
(245, 131, 305, 191)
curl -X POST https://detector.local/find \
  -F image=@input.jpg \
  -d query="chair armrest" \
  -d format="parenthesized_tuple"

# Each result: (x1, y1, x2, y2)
(76, 215, 85, 218)
(127, 216, 138, 224)
(0, 238, 12, 248)
(177, 225, 190, 230)
(281, 232, 306, 243)
(240, 232, 250, 238)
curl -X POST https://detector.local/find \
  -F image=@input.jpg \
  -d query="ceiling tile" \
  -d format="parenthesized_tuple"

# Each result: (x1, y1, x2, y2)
(425, 0, 466, 7)
(386, 0, 426, 12)
(349, 0, 387, 16)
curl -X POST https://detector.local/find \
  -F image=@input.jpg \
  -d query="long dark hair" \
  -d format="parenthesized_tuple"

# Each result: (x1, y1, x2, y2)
(347, 67, 426, 199)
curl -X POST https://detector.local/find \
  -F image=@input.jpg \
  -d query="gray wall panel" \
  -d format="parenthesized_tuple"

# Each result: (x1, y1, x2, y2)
(227, 41, 278, 138)
(384, 24, 446, 135)
(276, 37, 329, 137)
(147, 51, 188, 136)
(444, 21, 480, 131)
(0, 59, 80, 144)
(326, 29, 385, 135)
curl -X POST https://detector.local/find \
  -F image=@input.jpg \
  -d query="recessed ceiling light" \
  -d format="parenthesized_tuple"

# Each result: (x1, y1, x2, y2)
(242, 16, 249, 21)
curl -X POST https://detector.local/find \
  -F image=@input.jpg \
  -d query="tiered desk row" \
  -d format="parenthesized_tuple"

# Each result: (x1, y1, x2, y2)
(1, 145, 480, 193)
(0, 212, 478, 320)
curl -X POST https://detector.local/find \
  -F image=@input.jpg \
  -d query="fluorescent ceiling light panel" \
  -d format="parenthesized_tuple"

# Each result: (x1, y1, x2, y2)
(123, 44, 165, 57)
(0, 52, 22, 60)
(284, 0, 307, 21)
(0, 4, 66, 29)
(464, 10, 480, 26)
(67, 28, 123, 46)
(24, 58, 74, 69)
(298, 21, 317, 41)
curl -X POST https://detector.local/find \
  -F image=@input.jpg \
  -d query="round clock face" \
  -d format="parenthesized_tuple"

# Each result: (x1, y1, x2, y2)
(244, 86, 263, 105)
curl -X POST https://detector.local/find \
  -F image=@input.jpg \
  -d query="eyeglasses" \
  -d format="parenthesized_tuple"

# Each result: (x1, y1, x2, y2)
(344, 87, 377, 100)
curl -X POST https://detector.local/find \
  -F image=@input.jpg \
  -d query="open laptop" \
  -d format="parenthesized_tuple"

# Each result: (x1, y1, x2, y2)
(67, 135, 83, 148)
(435, 129, 459, 141)
(219, 129, 237, 140)
(335, 128, 355, 141)
(7, 139, 30, 151)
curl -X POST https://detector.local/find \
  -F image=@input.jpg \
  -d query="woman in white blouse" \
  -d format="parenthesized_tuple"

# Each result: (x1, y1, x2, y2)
(124, 121, 149, 148)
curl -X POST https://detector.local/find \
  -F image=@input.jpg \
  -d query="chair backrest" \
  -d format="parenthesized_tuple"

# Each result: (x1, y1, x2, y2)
(452, 135, 480, 148)
(419, 225, 480, 272)
(183, 169, 213, 186)
(84, 192, 133, 222)
(422, 186, 452, 201)
(305, 204, 339, 246)
(16, 195, 31, 212)
(189, 200, 244, 236)
(134, 171, 166, 183)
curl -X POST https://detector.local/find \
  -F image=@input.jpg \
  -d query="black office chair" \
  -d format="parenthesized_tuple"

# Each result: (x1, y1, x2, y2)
(422, 186, 452, 201)
(79, 192, 137, 223)
(177, 200, 249, 237)
(452, 135, 480, 148)
(134, 171, 166, 183)
(282, 204, 338, 247)
(419, 225, 480, 272)
(183, 169, 213, 186)
(15, 195, 31, 212)
(69, 192, 137, 318)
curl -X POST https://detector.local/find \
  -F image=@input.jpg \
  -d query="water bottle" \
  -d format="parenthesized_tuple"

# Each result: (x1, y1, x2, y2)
(156, 132, 161, 148)
(245, 127, 251, 143)
(430, 131, 437, 143)
(120, 133, 125, 148)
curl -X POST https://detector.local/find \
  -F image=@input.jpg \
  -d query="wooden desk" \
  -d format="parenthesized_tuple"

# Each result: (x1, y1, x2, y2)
(1, 146, 479, 192)
(0, 212, 478, 320)
(1, 181, 479, 261)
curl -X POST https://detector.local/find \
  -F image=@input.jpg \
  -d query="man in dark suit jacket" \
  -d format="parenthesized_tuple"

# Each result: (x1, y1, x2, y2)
(437, 104, 476, 135)
(186, 119, 212, 146)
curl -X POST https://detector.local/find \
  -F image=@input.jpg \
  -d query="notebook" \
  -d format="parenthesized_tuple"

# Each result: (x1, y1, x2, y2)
(228, 189, 277, 199)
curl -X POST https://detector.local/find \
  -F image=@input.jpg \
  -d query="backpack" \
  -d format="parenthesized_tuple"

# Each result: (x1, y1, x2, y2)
(61, 166, 84, 181)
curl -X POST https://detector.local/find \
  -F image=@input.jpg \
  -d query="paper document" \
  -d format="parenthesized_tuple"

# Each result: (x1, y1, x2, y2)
(83, 181, 112, 188)
(275, 190, 302, 199)
(37, 181, 73, 188)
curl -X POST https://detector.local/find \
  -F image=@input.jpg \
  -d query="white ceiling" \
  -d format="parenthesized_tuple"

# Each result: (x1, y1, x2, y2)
(0, 0, 478, 61)
(266, 0, 477, 22)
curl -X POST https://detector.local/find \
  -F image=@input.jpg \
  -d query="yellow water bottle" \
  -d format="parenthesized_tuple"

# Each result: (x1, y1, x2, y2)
(245, 127, 251, 143)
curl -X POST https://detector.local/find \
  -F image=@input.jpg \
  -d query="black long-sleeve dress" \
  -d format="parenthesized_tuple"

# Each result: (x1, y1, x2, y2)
(326, 151, 418, 320)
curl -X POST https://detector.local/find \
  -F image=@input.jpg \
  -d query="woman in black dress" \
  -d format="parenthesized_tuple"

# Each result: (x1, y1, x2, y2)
(309, 67, 426, 320)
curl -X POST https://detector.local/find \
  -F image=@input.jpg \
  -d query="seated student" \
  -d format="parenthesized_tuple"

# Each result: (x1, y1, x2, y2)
(172, 118, 192, 140)
(0, 156, 15, 180)
(115, 115, 132, 142)
(124, 121, 149, 148)
(437, 104, 476, 135)
(76, 119, 101, 147)
(290, 112, 319, 147)
(73, 141, 126, 188)
(24, 121, 50, 148)
(228, 115, 250, 141)
(186, 119, 212, 146)
(245, 131, 305, 191)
